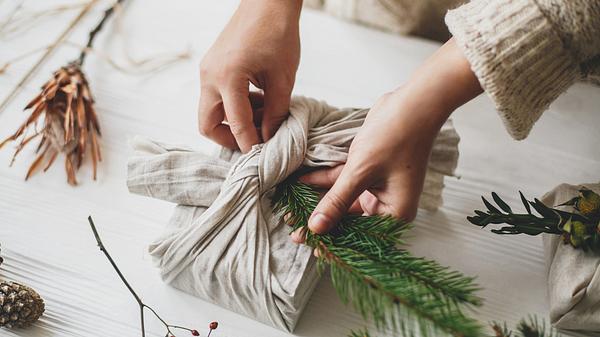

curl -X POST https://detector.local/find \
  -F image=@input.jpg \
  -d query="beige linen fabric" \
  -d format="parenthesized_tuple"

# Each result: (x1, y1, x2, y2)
(127, 96, 460, 331)
(542, 183, 600, 335)
(305, 0, 463, 41)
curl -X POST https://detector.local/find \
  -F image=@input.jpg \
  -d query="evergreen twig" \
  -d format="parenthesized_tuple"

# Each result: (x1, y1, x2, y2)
(273, 177, 483, 337)
(491, 316, 561, 337)
(352, 316, 562, 337)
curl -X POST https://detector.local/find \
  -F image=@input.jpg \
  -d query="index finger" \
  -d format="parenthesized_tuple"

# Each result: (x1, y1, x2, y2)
(299, 165, 345, 188)
(221, 87, 260, 153)
(198, 86, 238, 149)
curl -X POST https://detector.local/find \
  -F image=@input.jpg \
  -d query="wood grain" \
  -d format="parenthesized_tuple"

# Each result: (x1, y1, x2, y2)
(1, 1, 599, 336)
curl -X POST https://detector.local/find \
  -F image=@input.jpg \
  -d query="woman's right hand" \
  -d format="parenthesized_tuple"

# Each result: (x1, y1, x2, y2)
(198, 0, 303, 153)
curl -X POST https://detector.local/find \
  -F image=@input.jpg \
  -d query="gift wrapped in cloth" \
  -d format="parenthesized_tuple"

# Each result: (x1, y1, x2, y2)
(542, 183, 600, 336)
(126, 96, 460, 331)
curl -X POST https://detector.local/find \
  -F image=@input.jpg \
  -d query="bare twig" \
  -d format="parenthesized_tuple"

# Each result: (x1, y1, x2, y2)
(87, 216, 209, 337)
(0, 0, 99, 115)
(0, 2, 88, 38)
(76, 0, 125, 66)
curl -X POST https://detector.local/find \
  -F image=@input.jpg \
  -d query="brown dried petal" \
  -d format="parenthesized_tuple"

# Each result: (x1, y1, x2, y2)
(25, 146, 48, 181)
(2, 64, 101, 185)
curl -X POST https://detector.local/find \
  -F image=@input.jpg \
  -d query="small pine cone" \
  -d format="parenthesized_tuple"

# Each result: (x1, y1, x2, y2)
(0, 281, 44, 329)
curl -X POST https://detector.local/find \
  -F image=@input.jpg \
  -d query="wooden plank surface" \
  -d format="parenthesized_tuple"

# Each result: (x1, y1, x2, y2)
(1, 1, 599, 336)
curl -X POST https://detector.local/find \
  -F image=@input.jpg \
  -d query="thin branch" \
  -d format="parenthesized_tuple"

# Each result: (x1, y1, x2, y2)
(76, 0, 126, 66)
(0, 0, 99, 115)
(87, 216, 206, 337)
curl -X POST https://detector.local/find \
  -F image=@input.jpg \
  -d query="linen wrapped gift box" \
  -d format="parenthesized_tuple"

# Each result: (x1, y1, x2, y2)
(127, 96, 460, 331)
(542, 183, 600, 336)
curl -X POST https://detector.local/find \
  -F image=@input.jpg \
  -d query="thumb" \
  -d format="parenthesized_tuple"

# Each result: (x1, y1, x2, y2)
(308, 167, 368, 234)
(261, 84, 292, 141)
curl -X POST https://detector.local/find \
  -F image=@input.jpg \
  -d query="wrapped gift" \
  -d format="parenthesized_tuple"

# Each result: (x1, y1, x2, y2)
(542, 183, 600, 335)
(127, 96, 460, 331)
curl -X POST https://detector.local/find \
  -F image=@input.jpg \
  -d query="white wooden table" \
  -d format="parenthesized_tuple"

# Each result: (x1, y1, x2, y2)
(1, 1, 599, 336)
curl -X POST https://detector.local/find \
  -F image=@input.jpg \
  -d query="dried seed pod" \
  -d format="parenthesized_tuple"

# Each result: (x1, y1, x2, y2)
(0, 63, 102, 185)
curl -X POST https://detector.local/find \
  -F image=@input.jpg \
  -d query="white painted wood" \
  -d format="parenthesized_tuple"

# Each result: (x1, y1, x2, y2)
(1, 1, 599, 336)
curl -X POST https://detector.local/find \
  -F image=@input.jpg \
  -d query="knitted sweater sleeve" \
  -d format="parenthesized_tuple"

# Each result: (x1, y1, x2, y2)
(445, 0, 600, 140)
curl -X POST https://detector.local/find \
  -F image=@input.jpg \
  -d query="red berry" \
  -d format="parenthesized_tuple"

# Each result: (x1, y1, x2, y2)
(209, 321, 218, 330)
(191, 330, 200, 336)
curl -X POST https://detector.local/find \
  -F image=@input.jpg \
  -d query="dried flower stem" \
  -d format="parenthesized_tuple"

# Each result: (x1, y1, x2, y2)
(0, 2, 88, 38)
(0, 0, 99, 115)
(87, 216, 206, 337)
(76, 0, 125, 66)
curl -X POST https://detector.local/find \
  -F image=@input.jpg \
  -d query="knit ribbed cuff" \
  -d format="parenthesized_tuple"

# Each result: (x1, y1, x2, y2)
(445, 0, 578, 140)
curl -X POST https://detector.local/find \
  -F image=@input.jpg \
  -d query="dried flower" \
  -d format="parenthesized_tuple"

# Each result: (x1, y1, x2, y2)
(0, 63, 101, 185)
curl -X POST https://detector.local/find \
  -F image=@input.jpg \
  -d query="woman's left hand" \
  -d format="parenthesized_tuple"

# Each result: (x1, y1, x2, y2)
(291, 38, 483, 243)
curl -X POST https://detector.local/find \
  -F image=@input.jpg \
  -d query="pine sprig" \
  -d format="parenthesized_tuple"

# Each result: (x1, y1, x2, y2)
(468, 190, 600, 251)
(352, 315, 561, 337)
(273, 177, 483, 337)
(491, 316, 561, 337)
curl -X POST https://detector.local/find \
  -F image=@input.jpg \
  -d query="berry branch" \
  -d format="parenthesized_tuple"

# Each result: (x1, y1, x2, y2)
(87, 216, 217, 337)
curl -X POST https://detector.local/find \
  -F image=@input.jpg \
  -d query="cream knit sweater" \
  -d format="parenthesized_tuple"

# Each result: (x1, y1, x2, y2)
(445, 0, 600, 140)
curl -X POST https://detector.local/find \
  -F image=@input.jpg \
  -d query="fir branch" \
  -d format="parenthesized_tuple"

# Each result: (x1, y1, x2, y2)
(273, 177, 483, 337)
(348, 328, 371, 337)
(491, 316, 561, 337)
(353, 316, 561, 337)
(514, 316, 560, 337)
(491, 321, 512, 337)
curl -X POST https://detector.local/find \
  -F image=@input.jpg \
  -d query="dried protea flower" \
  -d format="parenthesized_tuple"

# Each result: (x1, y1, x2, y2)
(0, 63, 101, 185)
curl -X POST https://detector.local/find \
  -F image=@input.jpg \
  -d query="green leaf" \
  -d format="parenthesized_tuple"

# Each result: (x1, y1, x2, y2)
(482, 196, 502, 214)
(519, 191, 532, 215)
(492, 192, 513, 213)
(530, 199, 557, 219)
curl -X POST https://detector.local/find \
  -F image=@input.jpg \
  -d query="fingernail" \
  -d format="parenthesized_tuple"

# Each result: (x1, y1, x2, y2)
(291, 228, 306, 243)
(308, 212, 332, 233)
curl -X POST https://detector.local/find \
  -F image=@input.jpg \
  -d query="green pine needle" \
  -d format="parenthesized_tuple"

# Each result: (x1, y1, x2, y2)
(348, 328, 371, 337)
(273, 176, 483, 337)
(491, 316, 561, 337)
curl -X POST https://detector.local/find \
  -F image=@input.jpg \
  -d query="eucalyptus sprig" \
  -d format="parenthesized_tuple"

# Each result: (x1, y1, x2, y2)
(273, 177, 483, 337)
(468, 189, 600, 251)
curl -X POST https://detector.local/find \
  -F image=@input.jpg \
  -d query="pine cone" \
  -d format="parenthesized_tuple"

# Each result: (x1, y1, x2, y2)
(0, 281, 44, 329)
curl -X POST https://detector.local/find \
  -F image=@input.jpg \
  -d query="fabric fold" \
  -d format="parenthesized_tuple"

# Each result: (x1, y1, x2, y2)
(542, 183, 600, 335)
(127, 96, 460, 331)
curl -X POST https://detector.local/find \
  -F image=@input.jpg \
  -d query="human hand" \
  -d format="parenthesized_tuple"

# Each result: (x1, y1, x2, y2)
(198, 0, 302, 152)
(291, 38, 483, 243)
